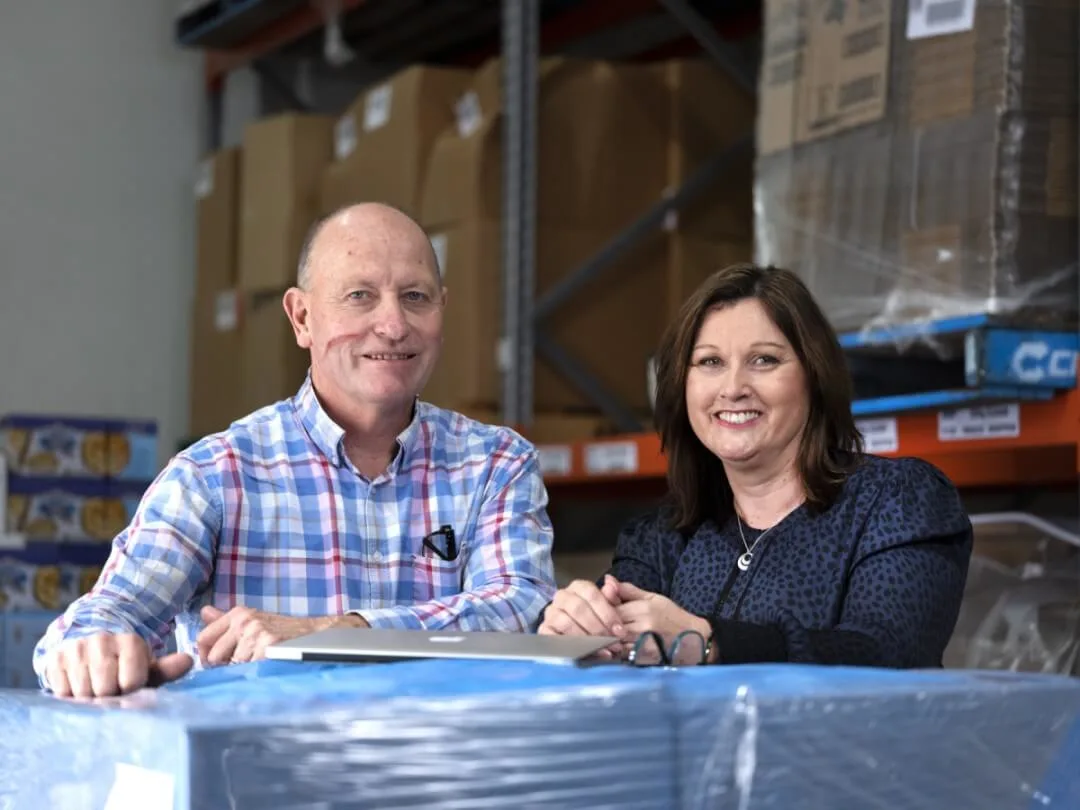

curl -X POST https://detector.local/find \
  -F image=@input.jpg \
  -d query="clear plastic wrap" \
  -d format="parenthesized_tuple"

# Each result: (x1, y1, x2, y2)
(754, 0, 1079, 335)
(1, 658, 1079, 809)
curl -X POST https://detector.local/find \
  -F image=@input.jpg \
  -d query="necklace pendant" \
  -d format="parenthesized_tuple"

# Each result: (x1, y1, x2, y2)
(737, 552, 753, 571)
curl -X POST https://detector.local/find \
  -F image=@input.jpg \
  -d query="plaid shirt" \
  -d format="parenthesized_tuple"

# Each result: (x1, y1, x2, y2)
(33, 377, 557, 684)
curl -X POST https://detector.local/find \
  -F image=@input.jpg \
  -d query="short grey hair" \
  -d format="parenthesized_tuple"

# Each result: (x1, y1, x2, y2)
(295, 203, 441, 290)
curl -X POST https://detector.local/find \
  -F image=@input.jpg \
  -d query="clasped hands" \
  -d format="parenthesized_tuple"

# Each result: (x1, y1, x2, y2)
(538, 576, 713, 664)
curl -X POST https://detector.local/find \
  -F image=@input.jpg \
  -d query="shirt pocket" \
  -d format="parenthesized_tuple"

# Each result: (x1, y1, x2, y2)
(409, 550, 465, 603)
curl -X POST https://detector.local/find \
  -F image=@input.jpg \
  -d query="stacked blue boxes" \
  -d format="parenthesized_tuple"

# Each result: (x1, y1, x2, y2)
(0, 659, 1077, 808)
(0, 414, 159, 688)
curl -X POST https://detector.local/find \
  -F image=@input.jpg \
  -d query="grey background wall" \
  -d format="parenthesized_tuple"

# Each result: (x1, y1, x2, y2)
(0, 3, 261, 467)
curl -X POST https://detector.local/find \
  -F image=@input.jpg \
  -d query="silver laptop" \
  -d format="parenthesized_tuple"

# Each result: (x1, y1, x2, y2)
(265, 627, 618, 665)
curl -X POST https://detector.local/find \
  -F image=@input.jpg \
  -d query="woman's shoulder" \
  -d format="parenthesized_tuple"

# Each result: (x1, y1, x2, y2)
(838, 453, 971, 548)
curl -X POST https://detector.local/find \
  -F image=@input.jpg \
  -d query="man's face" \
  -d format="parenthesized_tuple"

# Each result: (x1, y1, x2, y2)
(289, 211, 445, 412)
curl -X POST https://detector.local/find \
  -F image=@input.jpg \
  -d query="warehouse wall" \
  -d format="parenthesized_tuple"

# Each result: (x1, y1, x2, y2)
(0, 2, 204, 466)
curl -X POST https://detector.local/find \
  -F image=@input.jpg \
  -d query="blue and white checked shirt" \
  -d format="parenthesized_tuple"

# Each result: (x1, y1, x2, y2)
(33, 376, 558, 683)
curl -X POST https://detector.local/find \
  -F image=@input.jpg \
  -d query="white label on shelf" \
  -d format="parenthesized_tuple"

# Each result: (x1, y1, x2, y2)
(455, 90, 483, 138)
(363, 85, 393, 131)
(907, 0, 975, 40)
(856, 417, 899, 454)
(214, 290, 239, 332)
(104, 763, 175, 810)
(334, 113, 357, 160)
(537, 445, 573, 477)
(194, 159, 213, 199)
(496, 337, 512, 372)
(584, 441, 638, 475)
(430, 233, 449, 279)
(938, 403, 1020, 441)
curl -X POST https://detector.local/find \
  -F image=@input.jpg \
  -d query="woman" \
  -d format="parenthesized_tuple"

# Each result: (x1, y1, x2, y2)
(539, 264, 972, 668)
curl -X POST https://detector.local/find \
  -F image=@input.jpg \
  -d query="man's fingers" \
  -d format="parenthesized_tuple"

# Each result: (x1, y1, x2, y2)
(148, 653, 194, 686)
(116, 634, 151, 694)
(47, 659, 72, 698)
(207, 626, 240, 666)
(64, 645, 94, 699)
(197, 609, 234, 662)
(87, 637, 120, 698)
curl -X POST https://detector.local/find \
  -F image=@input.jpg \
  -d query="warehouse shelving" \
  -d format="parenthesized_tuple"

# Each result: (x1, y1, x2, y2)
(176, 0, 1080, 504)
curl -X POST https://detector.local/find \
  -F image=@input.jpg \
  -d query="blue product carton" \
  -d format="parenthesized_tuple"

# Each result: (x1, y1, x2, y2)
(1, 415, 158, 481)
(0, 611, 56, 689)
(0, 542, 106, 613)
(6, 477, 122, 541)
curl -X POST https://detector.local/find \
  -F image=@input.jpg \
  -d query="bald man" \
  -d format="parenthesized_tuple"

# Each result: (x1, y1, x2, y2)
(34, 203, 558, 698)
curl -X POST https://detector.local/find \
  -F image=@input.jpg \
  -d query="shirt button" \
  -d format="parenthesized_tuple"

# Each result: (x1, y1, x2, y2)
(371, 551, 382, 562)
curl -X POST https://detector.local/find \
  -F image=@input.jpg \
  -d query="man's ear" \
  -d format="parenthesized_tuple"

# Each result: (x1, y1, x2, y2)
(283, 287, 312, 349)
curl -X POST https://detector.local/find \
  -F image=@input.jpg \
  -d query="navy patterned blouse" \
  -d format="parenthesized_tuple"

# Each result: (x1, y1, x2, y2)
(606, 455, 973, 668)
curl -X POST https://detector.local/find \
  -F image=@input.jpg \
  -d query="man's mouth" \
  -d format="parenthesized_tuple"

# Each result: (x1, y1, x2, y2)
(363, 352, 417, 361)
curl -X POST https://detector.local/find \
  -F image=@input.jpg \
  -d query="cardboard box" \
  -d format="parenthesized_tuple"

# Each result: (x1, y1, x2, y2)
(420, 58, 669, 233)
(238, 114, 335, 293)
(666, 236, 756, 321)
(754, 0, 1078, 332)
(189, 290, 244, 438)
(662, 60, 757, 241)
(194, 148, 241, 298)
(239, 292, 310, 414)
(321, 66, 472, 218)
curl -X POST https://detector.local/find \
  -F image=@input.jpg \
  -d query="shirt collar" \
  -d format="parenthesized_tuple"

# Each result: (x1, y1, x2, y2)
(292, 373, 425, 473)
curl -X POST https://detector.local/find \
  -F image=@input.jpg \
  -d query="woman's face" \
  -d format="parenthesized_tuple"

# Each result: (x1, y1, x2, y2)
(685, 298, 809, 472)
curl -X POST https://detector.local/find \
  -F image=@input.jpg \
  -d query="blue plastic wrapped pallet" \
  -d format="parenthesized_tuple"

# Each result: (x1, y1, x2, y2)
(1, 659, 1079, 809)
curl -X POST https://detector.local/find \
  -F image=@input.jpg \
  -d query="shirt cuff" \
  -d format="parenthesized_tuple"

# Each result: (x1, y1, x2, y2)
(348, 607, 427, 631)
(707, 618, 788, 664)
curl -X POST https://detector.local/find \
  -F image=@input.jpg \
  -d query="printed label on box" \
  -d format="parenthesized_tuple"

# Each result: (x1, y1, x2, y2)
(938, 403, 1020, 441)
(584, 442, 638, 475)
(430, 233, 449, 279)
(363, 85, 393, 131)
(907, 0, 975, 40)
(856, 417, 899, 454)
(455, 91, 483, 138)
(537, 445, 573, 477)
(194, 159, 213, 199)
(334, 113, 357, 160)
(214, 290, 239, 332)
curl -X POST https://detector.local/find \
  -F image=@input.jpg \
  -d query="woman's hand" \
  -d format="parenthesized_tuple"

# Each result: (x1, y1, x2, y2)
(538, 575, 626, 659)
(615, 582, 713, 664)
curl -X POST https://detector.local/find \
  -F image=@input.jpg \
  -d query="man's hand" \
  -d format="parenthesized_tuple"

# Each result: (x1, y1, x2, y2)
(615, 582, 712, 665)
(196, 606, 369, 666)
(538, 576, 626, 659)
(46, 633, 193, 698)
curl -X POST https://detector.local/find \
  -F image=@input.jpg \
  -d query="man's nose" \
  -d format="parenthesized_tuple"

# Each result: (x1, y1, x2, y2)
(372, 299, 409, 341)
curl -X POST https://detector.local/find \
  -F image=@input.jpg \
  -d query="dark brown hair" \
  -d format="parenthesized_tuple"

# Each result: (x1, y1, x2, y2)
(653, 263, 864, 532)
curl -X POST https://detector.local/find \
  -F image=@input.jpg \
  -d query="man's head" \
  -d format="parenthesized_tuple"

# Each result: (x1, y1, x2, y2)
(283, 202, 446, 418)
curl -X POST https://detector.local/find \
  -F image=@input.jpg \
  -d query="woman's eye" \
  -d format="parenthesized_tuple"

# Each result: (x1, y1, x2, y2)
(753, 355, 779, 366)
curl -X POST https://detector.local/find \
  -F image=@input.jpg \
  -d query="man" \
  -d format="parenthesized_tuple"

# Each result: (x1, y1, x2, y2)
(34, 202, 557, 698)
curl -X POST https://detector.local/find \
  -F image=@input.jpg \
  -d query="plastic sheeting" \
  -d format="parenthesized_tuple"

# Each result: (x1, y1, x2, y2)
(0, 658, 1078, 809)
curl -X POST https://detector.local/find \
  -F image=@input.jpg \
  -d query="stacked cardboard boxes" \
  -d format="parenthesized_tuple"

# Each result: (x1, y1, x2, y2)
(189, 114, 335, 437)
(754, 0, 1079, 333)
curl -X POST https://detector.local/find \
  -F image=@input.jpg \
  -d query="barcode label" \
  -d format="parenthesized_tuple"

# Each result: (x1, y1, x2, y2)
(194, 159, 213, 199)
(584, 441, 638, 475)
(537, 445, 572, 477)
(907, 0, 974, 39)
(214, 291, 239, 332)
(856, 417, 899, 454)
(454, 91, 483, 138)
(938, 403, 1020, 441)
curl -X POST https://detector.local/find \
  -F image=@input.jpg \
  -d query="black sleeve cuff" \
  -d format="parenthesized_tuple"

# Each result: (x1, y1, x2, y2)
(707, 618, 789, 664)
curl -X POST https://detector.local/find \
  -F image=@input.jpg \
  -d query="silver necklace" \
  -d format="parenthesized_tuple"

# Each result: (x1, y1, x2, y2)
(736, 516, 776, 571)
